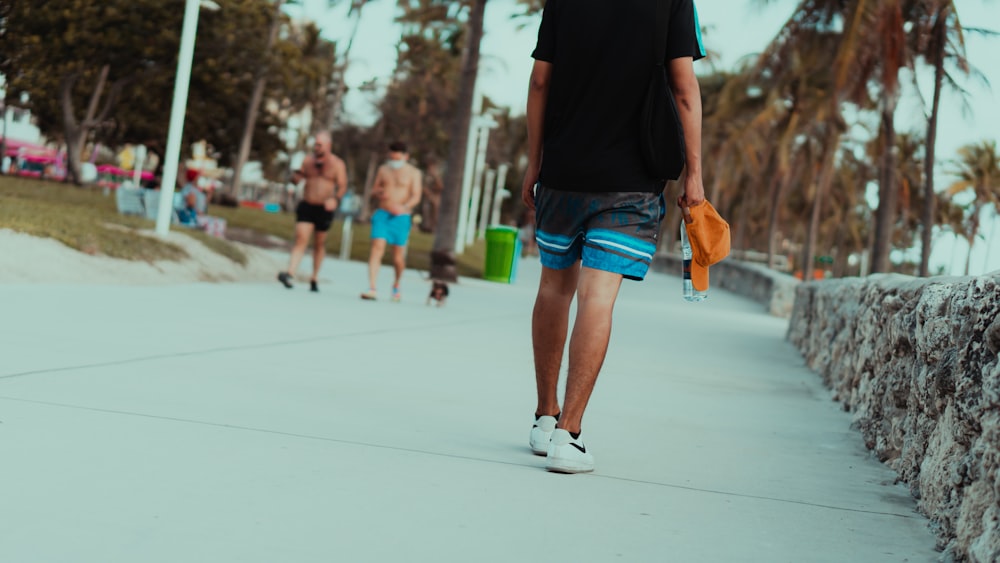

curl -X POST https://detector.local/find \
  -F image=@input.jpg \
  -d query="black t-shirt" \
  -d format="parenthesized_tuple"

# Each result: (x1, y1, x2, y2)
(532, 0, 706, 193)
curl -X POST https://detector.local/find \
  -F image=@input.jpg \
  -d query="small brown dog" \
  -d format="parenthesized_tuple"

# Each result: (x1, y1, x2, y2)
(427, 280, 449, 307)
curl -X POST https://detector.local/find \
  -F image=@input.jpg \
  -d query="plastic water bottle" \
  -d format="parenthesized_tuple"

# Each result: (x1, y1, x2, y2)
(680, 220, 708, 302)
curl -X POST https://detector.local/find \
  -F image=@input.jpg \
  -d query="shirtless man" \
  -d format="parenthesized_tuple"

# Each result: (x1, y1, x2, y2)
(360, 141, 422, 302)
(278, 132, 347, 292)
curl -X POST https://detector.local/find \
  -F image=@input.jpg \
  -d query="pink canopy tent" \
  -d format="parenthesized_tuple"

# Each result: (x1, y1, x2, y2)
(3, 138, 56, 159)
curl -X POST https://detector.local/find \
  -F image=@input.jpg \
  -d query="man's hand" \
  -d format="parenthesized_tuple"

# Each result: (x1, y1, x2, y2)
(324, 197, 339, 212)
(521, 170, 538, 211)
(678, 172, 706, 209)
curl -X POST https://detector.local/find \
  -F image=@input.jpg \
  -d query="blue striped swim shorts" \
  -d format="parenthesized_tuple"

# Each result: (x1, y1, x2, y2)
(534, 184, 665, 281)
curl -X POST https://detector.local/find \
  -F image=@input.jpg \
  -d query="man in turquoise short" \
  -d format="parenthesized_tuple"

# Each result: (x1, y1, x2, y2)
(361, 142, 422, 302)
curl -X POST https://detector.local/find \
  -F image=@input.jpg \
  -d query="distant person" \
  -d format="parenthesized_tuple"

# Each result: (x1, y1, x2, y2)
(277, 131, 348, 292)
(419, 158, 444, 233)
(360, 141, 422, 302)
(175, 169, 203, 227)
(522, 0, 706, 473)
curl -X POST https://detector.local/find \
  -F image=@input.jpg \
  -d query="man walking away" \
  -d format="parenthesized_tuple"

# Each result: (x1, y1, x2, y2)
(277, 132, 348, 292)
(360, 142, 422, 302)
(522, 0, 707, 473)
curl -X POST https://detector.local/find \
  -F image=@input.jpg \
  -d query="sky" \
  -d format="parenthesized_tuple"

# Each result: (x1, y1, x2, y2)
(288, 0, 1000, 276)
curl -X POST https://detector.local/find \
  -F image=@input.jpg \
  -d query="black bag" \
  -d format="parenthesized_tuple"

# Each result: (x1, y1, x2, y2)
(639, 0, 686, 181)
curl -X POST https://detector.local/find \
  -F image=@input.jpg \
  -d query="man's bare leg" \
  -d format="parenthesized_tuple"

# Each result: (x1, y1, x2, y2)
(366, 238, 387, 292)
(391, 245, 406, 290)
(286, 222, 314, 277)
(532, 263, 581, 418)
(558, 266, 623, 434)
(311, 231, 328, 283)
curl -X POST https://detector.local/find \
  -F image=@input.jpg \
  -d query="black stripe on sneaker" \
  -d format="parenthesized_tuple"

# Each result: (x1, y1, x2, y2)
(571, 442, 587, 454)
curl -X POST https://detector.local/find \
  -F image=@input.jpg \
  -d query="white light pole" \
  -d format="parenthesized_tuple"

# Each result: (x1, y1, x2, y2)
(455, 92, 483, 254)
(476, 168, 496, 240)
(131, 144, 146, 187)
(465, 115, 496, 246)
(155, 0, 219, 236)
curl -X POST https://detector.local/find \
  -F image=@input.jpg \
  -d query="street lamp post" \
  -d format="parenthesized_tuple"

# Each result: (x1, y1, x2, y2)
(155, 0, 219, 236)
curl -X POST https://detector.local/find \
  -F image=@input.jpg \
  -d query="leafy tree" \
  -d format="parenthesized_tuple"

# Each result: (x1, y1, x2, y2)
(1, 0, 335, 185)
(945, 140, 1000, 275)
(1, 0, 185, 182)
(423, 0, 487, 282)
(910, 0, 997, 276)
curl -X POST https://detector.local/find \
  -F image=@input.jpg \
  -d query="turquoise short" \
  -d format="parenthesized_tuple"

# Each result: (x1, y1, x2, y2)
(370, 209, 412, 246)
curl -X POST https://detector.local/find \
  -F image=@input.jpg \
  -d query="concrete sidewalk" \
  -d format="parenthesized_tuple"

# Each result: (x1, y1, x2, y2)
(0, 257, 938, 562)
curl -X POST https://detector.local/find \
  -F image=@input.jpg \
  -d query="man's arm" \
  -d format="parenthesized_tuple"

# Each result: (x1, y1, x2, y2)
(668, 57, 705, 207)
(291, 156, 309, 184)
(404, 169, 423, 212)
(521, 60, 552, 210)
(372, 166, 387, 197)
(335, 159, 348, 200)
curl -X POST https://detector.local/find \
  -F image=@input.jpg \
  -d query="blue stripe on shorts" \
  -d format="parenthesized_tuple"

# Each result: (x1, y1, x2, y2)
(534, 185, 664, 281)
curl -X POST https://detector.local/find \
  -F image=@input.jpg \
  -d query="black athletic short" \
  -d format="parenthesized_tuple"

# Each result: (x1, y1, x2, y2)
(296, 201, 335, 232)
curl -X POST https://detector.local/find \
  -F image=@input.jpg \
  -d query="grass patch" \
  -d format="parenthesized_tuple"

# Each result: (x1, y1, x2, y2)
(0, 178, 187, 261)
(176, 228, 248, 266)
(1, 176, 237, 264)
(0, 175, 487, 277)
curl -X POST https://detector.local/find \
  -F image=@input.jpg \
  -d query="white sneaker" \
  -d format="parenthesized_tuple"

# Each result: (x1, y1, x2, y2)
(546, 429, 594, 473)
(529, 415, 558, 456)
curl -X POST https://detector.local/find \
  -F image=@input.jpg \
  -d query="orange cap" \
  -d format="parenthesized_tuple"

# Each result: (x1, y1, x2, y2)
(684, 200, 730, 291)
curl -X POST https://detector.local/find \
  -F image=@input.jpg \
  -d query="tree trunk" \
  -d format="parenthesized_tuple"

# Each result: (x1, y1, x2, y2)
(964, 206, 981, 276)
(327, 4, 365, 132)
(983, 214, 997, 274)
(766, 165, 796, 271)
(964, 234, 975, 276)
(360, 151, 379, 221)
(919, 8, 947, 277)
(802, 128, 840, 280)
(62, 66, 109, 185)
(733, 204, 748, 253)
(430, 0, 487, 282)
(765, 174, 782, 270)
(229, 0, 285, 199)
(0, 99, 7, 166)
(359, 117, 386, 222)
(870, 99, 899, 273)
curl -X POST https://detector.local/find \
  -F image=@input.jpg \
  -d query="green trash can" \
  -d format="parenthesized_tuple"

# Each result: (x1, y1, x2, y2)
(484, 225, 522, 283)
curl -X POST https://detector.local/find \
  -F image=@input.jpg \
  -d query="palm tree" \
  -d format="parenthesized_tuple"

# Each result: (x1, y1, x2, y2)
(758, 0, 913, 273)
(229, 0, 287, 199)
(430, 0, 487, 282)
(912, 1, 997, 276)
(884, 132, 924, 244)
(327, 0, 370, 131)
(945, 141, 1000, 275)
(749, 11, 851, 274)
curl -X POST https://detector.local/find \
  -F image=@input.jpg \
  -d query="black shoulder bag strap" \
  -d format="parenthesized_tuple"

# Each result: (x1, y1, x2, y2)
(654, 0, 668, 68)
(640, 0, 686, 181)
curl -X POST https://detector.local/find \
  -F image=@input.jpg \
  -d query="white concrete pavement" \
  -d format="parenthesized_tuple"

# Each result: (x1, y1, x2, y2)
(0, 257, 939, 562)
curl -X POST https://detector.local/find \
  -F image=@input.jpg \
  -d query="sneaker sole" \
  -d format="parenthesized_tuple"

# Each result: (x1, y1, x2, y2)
(545, 459, 594, 474)
(529, 428, 553, 456)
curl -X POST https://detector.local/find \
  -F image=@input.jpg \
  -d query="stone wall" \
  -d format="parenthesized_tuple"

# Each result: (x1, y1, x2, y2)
(787, 274, 1000, 562)
(651, 254, 800, 317)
